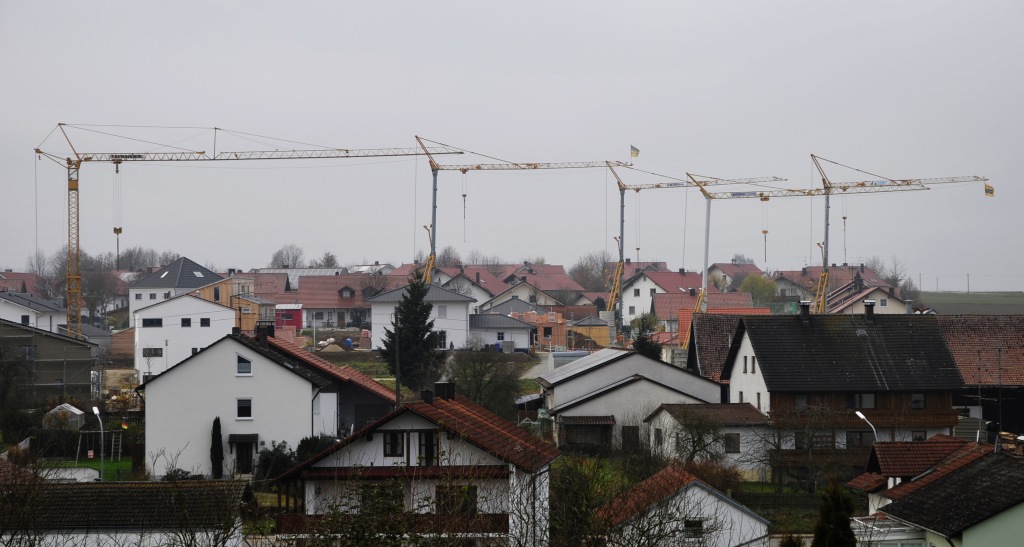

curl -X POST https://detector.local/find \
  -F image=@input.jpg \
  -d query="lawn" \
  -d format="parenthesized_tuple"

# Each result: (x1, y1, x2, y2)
(49, 457, 137, 481)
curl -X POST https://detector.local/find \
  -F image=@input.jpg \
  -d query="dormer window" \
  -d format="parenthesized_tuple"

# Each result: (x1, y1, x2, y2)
(340, 288, 353, 298)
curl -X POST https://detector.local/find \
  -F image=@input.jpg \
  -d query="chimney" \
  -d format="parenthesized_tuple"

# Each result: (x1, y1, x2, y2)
(689, 288, 696, 297)
(523, 260, 529, 266)
(421, 389, 434, 405)
(435, 382, 456, 400)
(228, 268, 236, 276)
(799, 301, 811, 324)
(282, 264, 289, 269)
(625, 258, 631, 264)
(860, 263, 865, 272)
(475, 271, 480, 284)
(374, 260, 379, 265)
(864, 300, 876, 323)
(679, 268, 686, 275)
(232, 327, 241, 336)
(801, 267, 808, 276)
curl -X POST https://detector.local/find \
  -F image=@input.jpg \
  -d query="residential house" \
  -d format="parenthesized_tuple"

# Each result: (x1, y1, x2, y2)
(676, 309, 770, 374)
(936, 314, 1024, 433)
(138, 331, 395, 478)
(654, 291, 754, 334)
(720, 304, 964, 482)
(852, 448, 1024, 546)
(366, 284, 476, 350)
(644, 403, 771, 481)
(294, 274, 403, 329)
(274, 303, 303, 330)
(273, 383, 561, 546)
(0, 269, 45, 295)
(133, 294, 235, 380)
(440, 265, 506, 311)
(537, 348, 721, 450)
(482, 280, 564, 310)
(0, 318, 96, 404)
(620, 270, 707, 326)
(708, 261, 764, 292)
(606, 258, 670, 278)
(771, 263, 893, 302)
(349, 261, 395, 275)
(846, 434, 979, 514)
(483, 297, 569, 351)
(1, 476, 249, 546)
(189, 273, 258, 325)
(467, 314, 533, 352)
(128, 257, 222, 327)
(254, 266, 348, 291)
(828, 287, 907, 315)
(595, 463, 769, 547)
(496, 262, 585, 306)
(0, 292, 66, 334)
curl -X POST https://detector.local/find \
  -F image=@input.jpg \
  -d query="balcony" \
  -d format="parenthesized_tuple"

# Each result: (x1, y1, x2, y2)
(771, 409, 958, 430)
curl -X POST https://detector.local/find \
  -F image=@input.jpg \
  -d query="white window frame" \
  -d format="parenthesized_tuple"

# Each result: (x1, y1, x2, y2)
(237, 398, 253, 420)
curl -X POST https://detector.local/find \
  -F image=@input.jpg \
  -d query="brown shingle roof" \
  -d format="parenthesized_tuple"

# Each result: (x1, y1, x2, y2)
(595, 463, 701, 529)
(846, 472, 887, 493)
(881, 441, 990, 501)
(267, 337, 396, 403)
(648, 403, 769, 427)
(936, 315, 1024, 386)
(688, 314, 744, 382)
(868, 435, 970, 477)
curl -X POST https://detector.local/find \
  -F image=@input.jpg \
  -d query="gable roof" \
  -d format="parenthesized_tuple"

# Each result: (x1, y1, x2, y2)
(365, 283, 476, 303)
(535, 347, 633, 388)
(595, 462, 768, 530)
(881, 441, 991, 502)
(727, 315, 964, 392)
(5, 480, 248, 530)
(267, 337, 395, 402)
(486, 281, 564, 306)
(293, 274, 404, 309)
(0, 278, 27, 293)
(0, 317, 96, 348)
(498, 263, 584, 292)
(829, 286, 905, 313)
(710, 262, 764, 279)
(551, 374, 711, 413)
(687, 314, 743, 383)
(130, 257, 222, 290)
(865, 434, 970, 478)
(623, 270, 710, 294)
(486, 297, 548, 315)
(279, 393, 559, 477)
(880, 451, 1024, 538)
(469, 314, 534, 330)
(0, 271, 44, 295)
(0, 291, 65, 314)
(133, 293, 235, 315)
(439, 266, 506, 296)
(935, 315, 1024, 387)
(646, 403, 769, 426)
(574, 315, 608, 327)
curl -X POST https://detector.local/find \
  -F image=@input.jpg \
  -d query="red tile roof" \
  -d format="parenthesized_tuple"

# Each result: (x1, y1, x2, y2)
(439, 266, 506, 296)
(677, 307, 770, 356)
(595, 463, 700, 529)
(846, 472, 887, 493)
(0, 271, 44, 296)
(936, 315, 1024, 386)
(773, 264, 892, 292)
(868, 435, 970, 477)
(268, 337, 396, 403)
(294, 275, 404, 310)
(881, 441, 991, 501)
(627, 271, 710, 294)
(710, 262, 764, 279)
(252, 272, 289, 299)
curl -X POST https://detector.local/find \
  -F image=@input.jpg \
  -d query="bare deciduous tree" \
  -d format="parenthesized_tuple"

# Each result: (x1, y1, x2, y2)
(569, 250, 613, 292)
(270, 244, 306, 268)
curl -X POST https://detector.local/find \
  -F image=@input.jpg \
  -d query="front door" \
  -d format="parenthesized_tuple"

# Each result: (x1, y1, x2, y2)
(236, 442, 254, 474)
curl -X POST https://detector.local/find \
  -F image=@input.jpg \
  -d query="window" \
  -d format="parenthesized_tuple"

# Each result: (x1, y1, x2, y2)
(135, 293, 142, 300)
(149, 293, 156, 300)
(543, 326, 552, 339)
(654, 428, 664, 447)
(141, 318, 163, 328)
(813, 433, 835, 449)
(794, 432, 808, 450)
(628, 306, 635, 315)
(419, 431, 439, 466)
(849, 393, 876, 409)
(200, 318, 210, 327)
(283, 313, 293, 320)
(20, 315, 29, 326)
(384, 431, 404, 457)
(436, 485, 477, 515)
(142, 347, 163, 358)
(237, 355, 252, 375)
(683, 519, 704, 540)
(497, 331, 505, 341)
(880, 298, 888, 307)
(341, 288, 353, 298)
(436, 331, 448, 349)
(650, 288, 656, 296)
(911, 393, 925, 410)
(739, 391, 744, 403)
(163, 291, 171, 299)
(19, 345, 37, 361)
(751, 356, 756, 373)
(846, 431, 872, 449)
(795, 394, 808, 411)
(181, 318, 192, 327)
(237, 398, 252, 419)
(743, 356, 748, 373)
(213, 287, 221, 301)
(314, 311, 324, 320)
(756, 392, 762, 411)
(633, 288, 640, 297)
(724, 433, 741, 453)
(528, 294, 537, 303)
(437, 305, 447, 318)
(912, 430, 927, 442)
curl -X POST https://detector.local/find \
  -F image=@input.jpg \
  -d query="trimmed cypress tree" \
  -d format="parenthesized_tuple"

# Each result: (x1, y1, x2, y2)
(378, 269, 444, 395)
(210, 416, 223, 479)
(811, 480, 857, 547)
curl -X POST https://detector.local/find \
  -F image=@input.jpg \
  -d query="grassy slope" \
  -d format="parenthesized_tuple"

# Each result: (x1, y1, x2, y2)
(918, 291, 1024, 314)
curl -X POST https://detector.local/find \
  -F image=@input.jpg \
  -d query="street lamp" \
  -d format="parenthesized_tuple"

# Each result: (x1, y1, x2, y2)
(855, 410, 878, 442)
(92, 406, 104, 481)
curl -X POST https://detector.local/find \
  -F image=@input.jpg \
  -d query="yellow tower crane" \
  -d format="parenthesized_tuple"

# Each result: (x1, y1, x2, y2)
(35, 124, 463, 339)
(688, 159, 989, 314)
(414, 136, 628, 284)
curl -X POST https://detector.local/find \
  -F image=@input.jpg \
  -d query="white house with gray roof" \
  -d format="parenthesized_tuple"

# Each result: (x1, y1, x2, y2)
(0, 292, 66, 333)
(468, 313, 533, 352)
(133, 294, 235, 380)
(366, 284, 476, 350)
(128, 257, 221, 327)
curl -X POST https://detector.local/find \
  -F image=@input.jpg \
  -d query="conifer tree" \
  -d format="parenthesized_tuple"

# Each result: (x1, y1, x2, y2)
(631, 313, 664, 361)
(811, 480, 857, 547)
(378, 269, 444, 395)
(210, 416, 223, 479)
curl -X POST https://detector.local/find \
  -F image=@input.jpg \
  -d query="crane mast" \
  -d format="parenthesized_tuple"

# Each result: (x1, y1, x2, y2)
(36, 124, 462, 339)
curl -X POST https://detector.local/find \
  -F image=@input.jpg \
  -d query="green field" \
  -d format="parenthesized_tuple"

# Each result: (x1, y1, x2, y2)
(918, 291, 1024, 314)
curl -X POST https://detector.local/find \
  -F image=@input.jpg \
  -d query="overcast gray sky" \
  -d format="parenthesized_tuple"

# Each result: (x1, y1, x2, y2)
(2, 1, 1020, 291)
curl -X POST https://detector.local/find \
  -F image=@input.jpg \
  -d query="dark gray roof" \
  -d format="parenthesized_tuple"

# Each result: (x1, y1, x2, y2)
(646, 403, 770, 427)
(0, 292, 65, 313)
(0, 318, 96, 348)
(551, 374, 711, 413)
(486, 297, 547, 315)
(574, 315, 608, 327)
(130, 257, 222, 290)
(881, 452, 1024, 538)
(365, 283, 475, 303)
(727, 315, 963, 392)
(469, 314, 533, 330)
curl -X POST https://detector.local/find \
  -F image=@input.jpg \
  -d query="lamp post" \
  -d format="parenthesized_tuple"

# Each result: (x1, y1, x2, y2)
(92, 406, 104, 481)
(855, 411, 878, 443)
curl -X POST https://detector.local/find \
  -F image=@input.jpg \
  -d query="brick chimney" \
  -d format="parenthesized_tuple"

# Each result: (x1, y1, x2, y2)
(421, 389, 434, 405)
(799, 301, 811, 324)
(864, 300, 876, 323)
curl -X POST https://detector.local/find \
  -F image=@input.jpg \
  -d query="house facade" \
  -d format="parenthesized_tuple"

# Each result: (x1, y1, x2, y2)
(0, 318, 96, 404)
(0, 292, 66, 334)
(128, 258, 222, 327)
(274, 384, 560, 546)
(133, 294, 235, 380)
(620, 270, 706, 326)
(366, 284, 475, 350)
(138, 332, 394, 479)
(467, 314, 533, 352)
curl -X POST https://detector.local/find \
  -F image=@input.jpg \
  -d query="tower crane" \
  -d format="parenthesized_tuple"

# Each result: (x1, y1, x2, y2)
(604, 163, 786, 339)
(687, 160, 989, 313)
(414, 136, 628, 284)
(34, 124, 463, 339)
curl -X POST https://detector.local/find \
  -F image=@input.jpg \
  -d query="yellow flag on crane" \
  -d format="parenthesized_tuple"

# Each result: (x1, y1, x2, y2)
(984, 183, 994, 197)
(630, 145, 639, 158)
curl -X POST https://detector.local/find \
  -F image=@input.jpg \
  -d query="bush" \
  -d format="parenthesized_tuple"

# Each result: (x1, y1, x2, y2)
(296, 435, 336, 464)
(255, 441, 296, 482)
